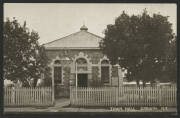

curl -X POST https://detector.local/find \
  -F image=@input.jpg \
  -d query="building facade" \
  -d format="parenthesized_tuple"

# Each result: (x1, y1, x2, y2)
(44, 25, 123, 98)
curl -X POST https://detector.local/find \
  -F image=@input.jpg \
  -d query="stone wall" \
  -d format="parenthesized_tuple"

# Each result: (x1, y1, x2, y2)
(46, 49, 103, 64)
(91, 66, 102, 87)
(111, 66, 119, 87)
(54, 66, 71, 98)
(45, 49, 123, 98)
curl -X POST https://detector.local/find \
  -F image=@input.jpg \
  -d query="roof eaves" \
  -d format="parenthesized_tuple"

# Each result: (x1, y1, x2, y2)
(86, 31, 104, 39)
(45, 47, 100, 50)
(42, 31, 81, 46)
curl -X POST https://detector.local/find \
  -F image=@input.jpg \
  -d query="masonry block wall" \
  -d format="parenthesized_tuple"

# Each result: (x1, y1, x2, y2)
(46, 49, 123, 98)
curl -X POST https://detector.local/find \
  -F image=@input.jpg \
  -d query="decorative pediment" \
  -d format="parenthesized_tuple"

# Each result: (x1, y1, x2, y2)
(101, 55, 109, 61)
(55, 56, 61, 60)
(98, 55, 110, 65)
(74, 52, 90, 63)
(49, 56, 61, 65)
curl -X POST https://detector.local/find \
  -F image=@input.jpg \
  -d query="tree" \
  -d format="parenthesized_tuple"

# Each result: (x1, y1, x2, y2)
(100, 10, 176, 86)
(3, 18, 51, 87)
(160, 37, 177, 83)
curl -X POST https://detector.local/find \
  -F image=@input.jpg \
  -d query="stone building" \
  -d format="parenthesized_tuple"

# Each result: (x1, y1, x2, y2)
(43, 25, 124, 98)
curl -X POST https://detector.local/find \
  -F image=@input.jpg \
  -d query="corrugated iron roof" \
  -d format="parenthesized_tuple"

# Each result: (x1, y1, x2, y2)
(43, 27, 103, 49)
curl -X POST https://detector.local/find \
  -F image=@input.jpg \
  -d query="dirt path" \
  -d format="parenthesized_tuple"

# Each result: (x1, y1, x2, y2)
(4, 98, 177, 113)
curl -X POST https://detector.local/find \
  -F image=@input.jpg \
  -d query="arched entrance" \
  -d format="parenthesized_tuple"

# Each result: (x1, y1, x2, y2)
(76, 58, 88, 87)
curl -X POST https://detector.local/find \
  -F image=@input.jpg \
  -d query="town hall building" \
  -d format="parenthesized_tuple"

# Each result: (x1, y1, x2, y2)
(43, 25, 124, 98)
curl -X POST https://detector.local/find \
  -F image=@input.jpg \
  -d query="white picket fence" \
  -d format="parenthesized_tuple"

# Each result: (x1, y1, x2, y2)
(4, 87, 54, 107)
(70, 86, 177, 107)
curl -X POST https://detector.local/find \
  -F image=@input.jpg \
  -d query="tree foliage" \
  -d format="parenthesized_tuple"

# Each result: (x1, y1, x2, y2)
(3, 18, 51, 87)
(100, 10, 176, 85)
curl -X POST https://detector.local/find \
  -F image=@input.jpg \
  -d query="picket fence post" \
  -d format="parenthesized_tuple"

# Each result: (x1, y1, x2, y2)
(69, 86, 177, 107)
(4, 87, 53, 107)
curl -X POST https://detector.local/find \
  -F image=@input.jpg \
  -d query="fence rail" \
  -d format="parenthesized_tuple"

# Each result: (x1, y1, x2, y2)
(70, 86, 177, 107)
(4, 87, 53, 107)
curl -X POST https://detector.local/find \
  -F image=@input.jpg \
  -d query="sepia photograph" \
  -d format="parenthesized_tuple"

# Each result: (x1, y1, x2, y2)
(3, 3, 177, 114)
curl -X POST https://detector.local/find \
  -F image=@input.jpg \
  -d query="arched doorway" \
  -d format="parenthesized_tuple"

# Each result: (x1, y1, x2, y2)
(76, 58, 88, 87)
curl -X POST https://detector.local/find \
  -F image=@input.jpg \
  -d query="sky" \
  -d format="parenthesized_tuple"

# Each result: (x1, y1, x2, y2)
(4, 3, 177, 44)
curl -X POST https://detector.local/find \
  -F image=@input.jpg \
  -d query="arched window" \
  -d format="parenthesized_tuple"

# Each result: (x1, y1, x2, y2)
(54, 60, 61, 65)
(101, 60, 109, 65)
(76, 58, 87, 64)
(54, 60, 62, 84)
(101, 60, 110, 83)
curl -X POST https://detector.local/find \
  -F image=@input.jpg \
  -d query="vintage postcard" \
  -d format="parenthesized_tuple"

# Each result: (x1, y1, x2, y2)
(3, 3, 177, 114)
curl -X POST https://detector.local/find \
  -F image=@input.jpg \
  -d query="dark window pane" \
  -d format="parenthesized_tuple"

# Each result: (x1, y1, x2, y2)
(101, 60, 109, 65)
(54, 67, 62, 84)
(101, 66, 109, 83)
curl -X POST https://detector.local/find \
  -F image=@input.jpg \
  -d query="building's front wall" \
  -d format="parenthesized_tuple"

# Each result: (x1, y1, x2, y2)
(46, 49, 123, 98)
